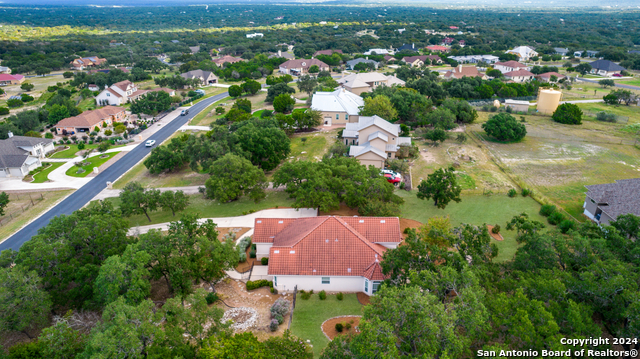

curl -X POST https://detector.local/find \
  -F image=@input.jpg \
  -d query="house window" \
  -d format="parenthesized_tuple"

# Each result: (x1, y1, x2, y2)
(364, 279, 369, 293)
(106, 93, 110, 96)
(274, 276, 277, 287)
(336, 114, 339, 120)
(590, 199, 595, 204)
(388, 152, 392, 158)
(322, 277, 330, 284)
(372, 281, 381, 294)
(345, 114, 348, 120)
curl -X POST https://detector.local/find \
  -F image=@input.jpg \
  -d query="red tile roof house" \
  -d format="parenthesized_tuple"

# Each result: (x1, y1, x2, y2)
(279, 59, 330, 76)
(504, 69, 535, 83)
(536, 72, 566, 83)
(253, 216, 402, 295)
(0, 74, 25, 85)
(494, 60, 529, 74)
(444, 65, 486, 80)
(54, 106, 125, 135)
(212, 55, 244, 67)
(313, 49, 343, 57)
(70, 56, 107, 70)
(426, 45, 450, 53)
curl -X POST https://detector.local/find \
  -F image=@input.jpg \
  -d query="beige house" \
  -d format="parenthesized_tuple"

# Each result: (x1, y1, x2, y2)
(337, 73, 405, 96)
(180, 69, 218, 86)
(55, 106, 126, 135)
(70, 56, 107, 70)
(505, 46, 538, 61)
(584, 178, 640, 225)
(342, 116, 412, 168)
(444, 65, 486, 80)
(212, 55, 244, 67)
(310, 88, 364, 126)
(279, 59, 330, 76)
(402, 55, 442, 67)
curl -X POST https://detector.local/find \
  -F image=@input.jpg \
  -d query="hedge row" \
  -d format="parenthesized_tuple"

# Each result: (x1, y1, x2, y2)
(246, 279, 273, 291)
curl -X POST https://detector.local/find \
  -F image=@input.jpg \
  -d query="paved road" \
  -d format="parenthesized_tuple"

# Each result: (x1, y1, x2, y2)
(0, 92, 229, 251)
(579, 77, 640, 91)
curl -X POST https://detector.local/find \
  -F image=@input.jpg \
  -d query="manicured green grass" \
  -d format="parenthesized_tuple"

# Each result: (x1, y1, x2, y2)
(103, 191, 295, 227)
(65, 152, 119, 177)
(290, 293, 363, 358)
(398, 191, 547, 262)
(49, 144, 99, 159)
(576, 102, 640, 122)
(32, 162, 64, 183)
(616, 79, 640, 87)
(289, 132, 330, 162)
(188, 88, 226, 105)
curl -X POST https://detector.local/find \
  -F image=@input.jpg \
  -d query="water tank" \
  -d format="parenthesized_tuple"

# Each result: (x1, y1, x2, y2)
(537, 89, 563, 115)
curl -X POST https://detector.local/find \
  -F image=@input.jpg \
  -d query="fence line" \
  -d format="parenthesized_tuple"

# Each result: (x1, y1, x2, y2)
(288, 285, 298, 330)
(0, 193, 45, 226)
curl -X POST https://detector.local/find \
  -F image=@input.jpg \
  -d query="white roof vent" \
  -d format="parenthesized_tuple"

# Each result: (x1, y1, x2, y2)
(302, 62, 307, 66)
(359, 220, 364, 223)
(274, 250, 280, 254)
(278, 220, 284, 224)
(380, 220, 386, 223)
(335, 238, 338, 242)
(257, 220, 262, 223)
(313, 269, 316, 273)
(325, 239, 329, 243)
(347, 268, 351, 273)
(290, 250, 295, 254)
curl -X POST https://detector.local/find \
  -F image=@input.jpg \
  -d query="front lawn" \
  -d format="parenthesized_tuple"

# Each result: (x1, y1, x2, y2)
(32, 162, 65, 183)
(49, 144, 99, 159)
(65, 152, 119, 177)
(398, 191, 546, 262)
(288, 131, 334, 162)
(103, 191, 295, 227)
(290, 293, 363, 358)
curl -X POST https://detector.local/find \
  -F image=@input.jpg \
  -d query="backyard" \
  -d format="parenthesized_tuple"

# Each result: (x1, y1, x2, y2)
(289, 293, 363, 357)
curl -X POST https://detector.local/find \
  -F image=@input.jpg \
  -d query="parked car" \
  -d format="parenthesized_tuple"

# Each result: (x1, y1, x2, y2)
(384, 173, 401, 185)
(145, 140, 156, 147)
(381, 169, 401, 178)
(181, 109, 189, 116)
(612, 73, 623, 77)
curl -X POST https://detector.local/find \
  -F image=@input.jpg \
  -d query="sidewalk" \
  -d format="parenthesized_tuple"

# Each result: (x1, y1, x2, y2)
(179, 125, 210, 131)
(127, 208, 317, 236)
(92, 185, 202, 201)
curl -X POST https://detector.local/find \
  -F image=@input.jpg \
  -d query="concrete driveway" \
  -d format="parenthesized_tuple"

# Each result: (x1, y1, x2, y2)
(127, 208, 317, 236)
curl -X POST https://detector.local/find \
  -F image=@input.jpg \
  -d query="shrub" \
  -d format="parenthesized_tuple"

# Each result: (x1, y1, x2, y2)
(238, 253, 247, 263)
(492, 225, 501, 234)
(345, 322, 352, 331)
(7, 98, 23, 108)
(205, 292, 219, 304)
(559, 219, 575, 234)
(236, 236, 251, 262)
(45, 132, 53, 139)
(596, 111, 616, 123)
(246, 279, 273, 291)
(104, 129, 113, 136)
(548, 211, 565, 225)
(261, 109, 273, 118)
(336, 292, 344, 300)
(539, 204, 557, 217)
(299, 290, 312, 300)
(552, 103, 583, 125)
(0, 107, 9, 115)
(215, 106, 226, 115)
(97, 142, 110, 153)
(261, 257, 268, 265)
(270, 298, 290, 322)
(270, 319, 279, 332)
(482, 113, 527, 142)
(318, 290, 327, 300)
(77, 143, 85, 150)
(521, 188, 532, 197)
(507, 189, 517, 197)
(270, 287, 275, 294)
(249, 249, 256, 258)
(335, 323, 344, 332)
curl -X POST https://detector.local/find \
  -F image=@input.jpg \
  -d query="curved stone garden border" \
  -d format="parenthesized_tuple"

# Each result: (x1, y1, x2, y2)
(320, 315, 362, 341)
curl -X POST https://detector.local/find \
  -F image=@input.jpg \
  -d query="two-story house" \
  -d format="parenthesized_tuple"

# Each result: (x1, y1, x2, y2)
(70, 56, 107, 70)
(0, 133, 55, 178)
(494, 61, 529, 74)
(95, 80, 138, 106)
(342, 115, 412, 168)
(278, 59, 330, 76)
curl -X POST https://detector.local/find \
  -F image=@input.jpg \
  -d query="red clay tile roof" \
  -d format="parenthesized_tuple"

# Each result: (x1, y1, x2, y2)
(495, 61, 527, 69)
(504, 69, 535, 77)
(314, 49, 343, 56)
(445, 66, 483, 79)
(279, 58, 330, 70)
(363, 260, 386, 281)
(0, 74, 23, 82)
(263, 216, 400, 279)
(536, 72, 566, 79)
(55, 106, 124, 128)
(426, 45, 449, 52)
(112, 80, 134, 92)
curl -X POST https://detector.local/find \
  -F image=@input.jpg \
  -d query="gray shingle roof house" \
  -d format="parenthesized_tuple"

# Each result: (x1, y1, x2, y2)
(346, 58, 379, 70)
(554, 47, 569, 56)
(588, 60, 626, 76)
(583, 178, 640, 225)
(180, 70, 218, 85)
(0, 133, 55, 178)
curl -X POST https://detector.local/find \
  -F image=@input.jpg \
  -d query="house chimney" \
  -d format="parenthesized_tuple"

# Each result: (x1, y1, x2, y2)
(366, 56, 368, 60)
(278, 50, 282, 57)
(412, 43, 415, 49)
(7, 131, 13, 138)
(458, 65, 462, 72)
